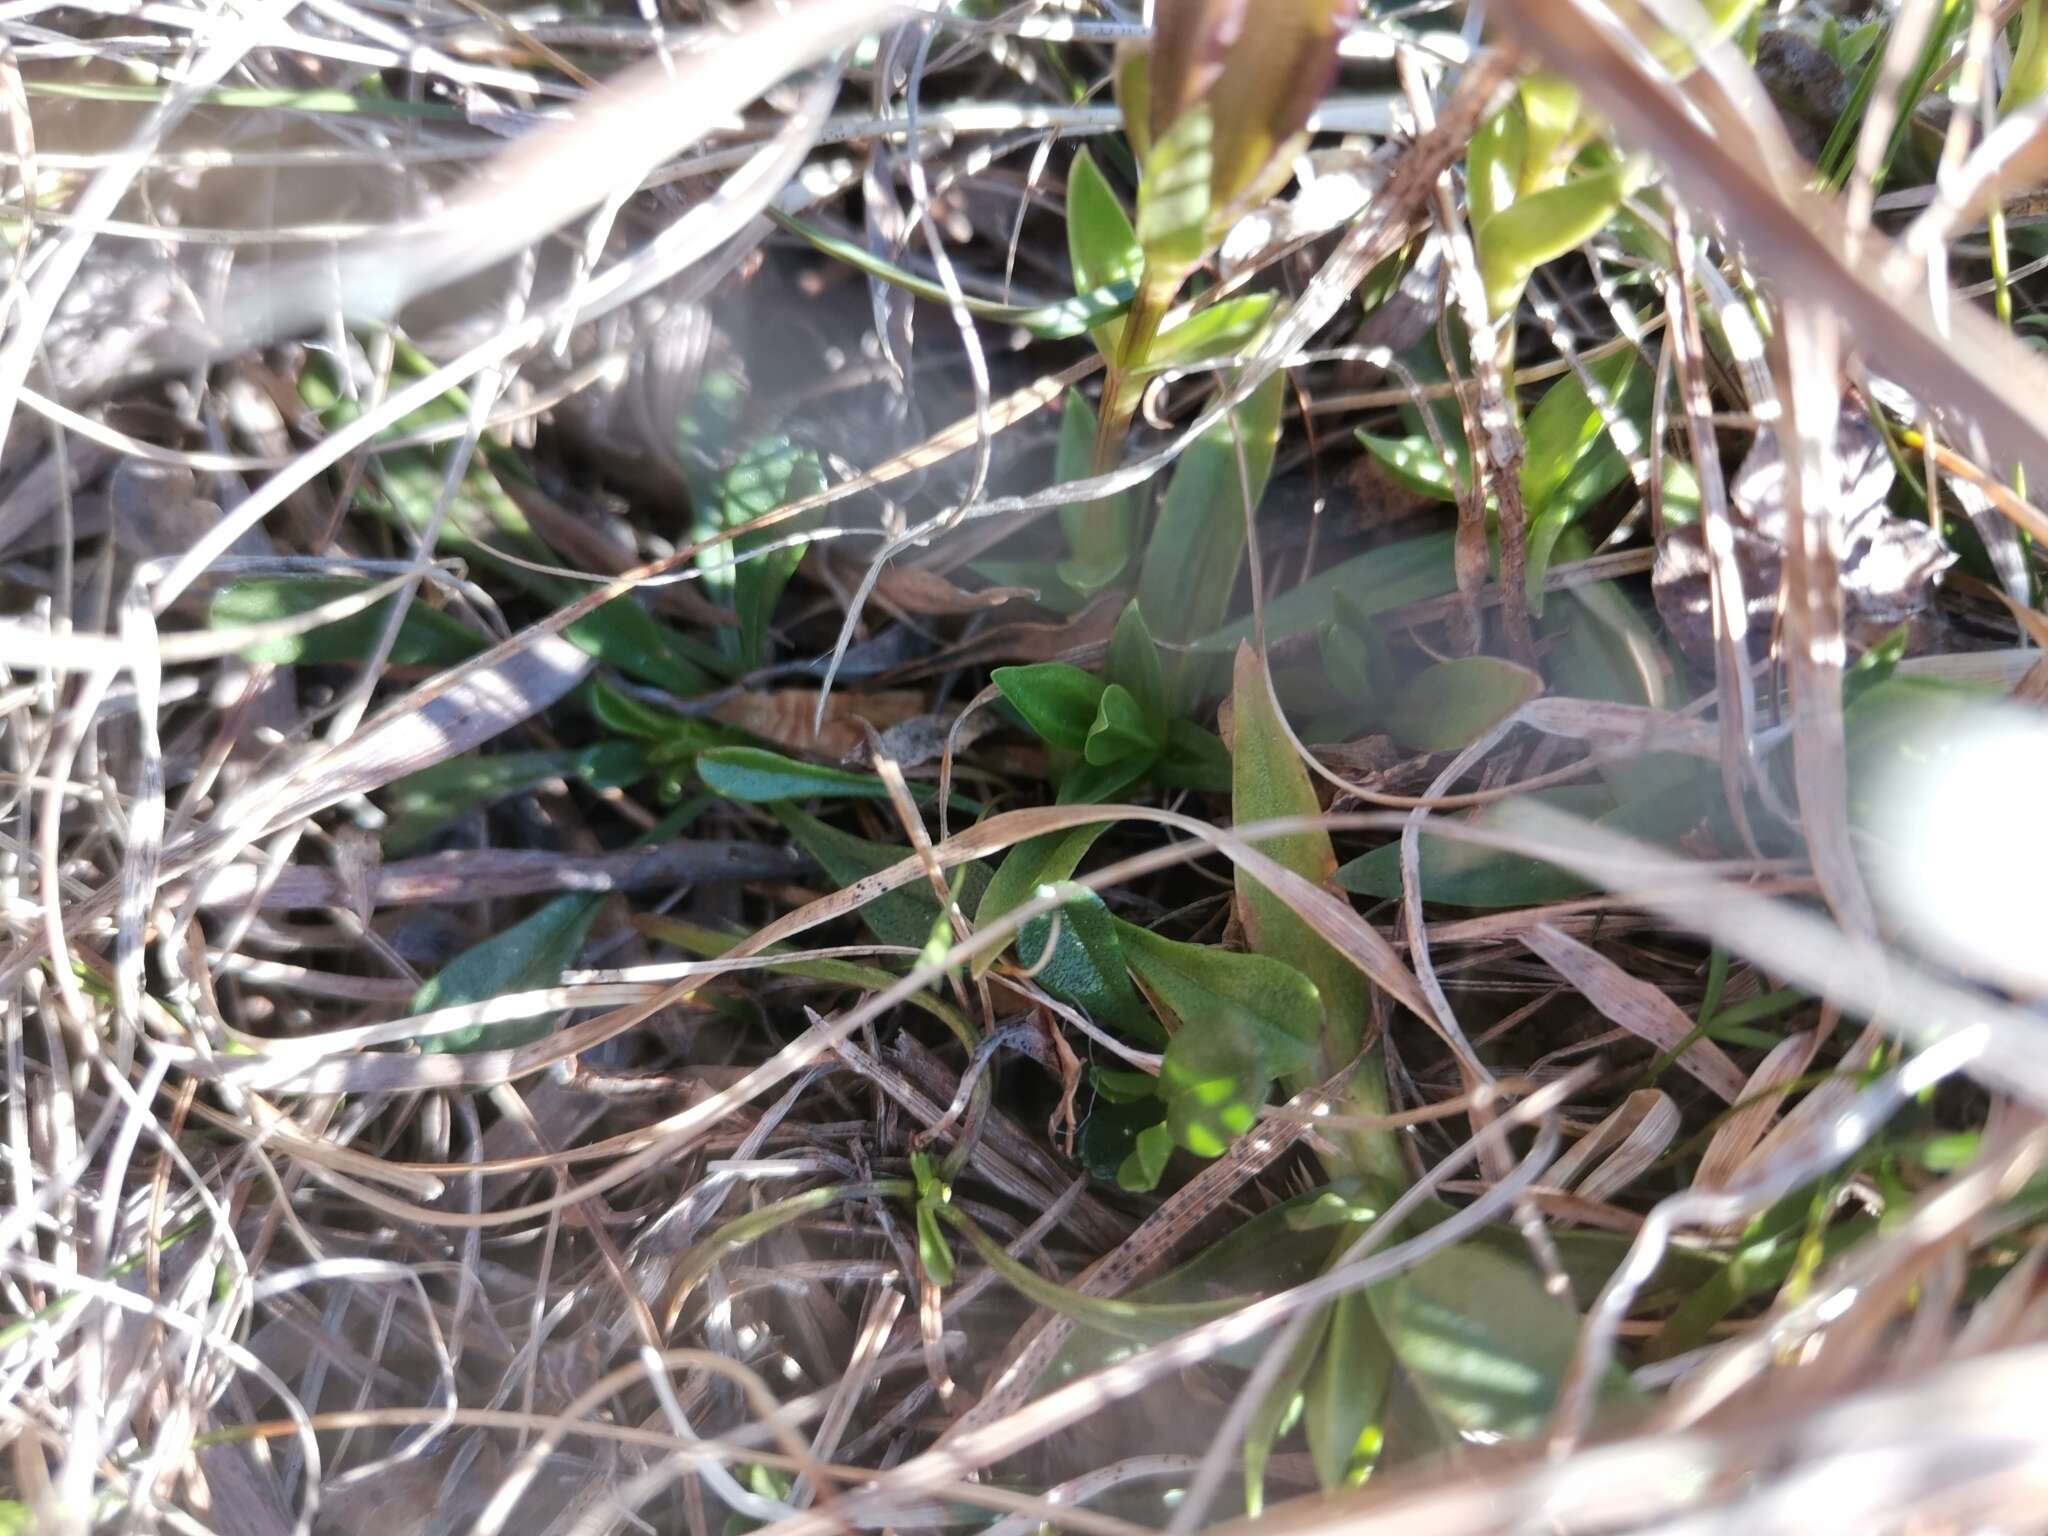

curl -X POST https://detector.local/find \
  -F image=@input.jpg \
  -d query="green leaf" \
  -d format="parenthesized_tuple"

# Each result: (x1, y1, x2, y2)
(1370, 1242, 1637, 1441)
(974, 822, 1111, 976)
(1159, 1010, 1267, 1156)
(1227, 643, 1362, 1062)
(1335, 790, 1608, 909)
(208, 577, 486, 667)
(1116, 921, 1319, 1081)
(915, 1201, 955, 1287)
(1054, 387, 1140, 596)
(1520, 349, 1647, 607)
(1104, 600, 1168, 732)
(1355, 431, 1464, 503)
(412, 892, 605, 1053)
(1139, 373, 1286, 710)
(769, 804, 990, 950)
(696, 746, 970, 811)
(1057, 753, 1154, 807)
(383, 744, 646, 856)
(1017, 881, 1163, 1047)
(1085, 682, 1165, 766)
(1465, 99, 1528, 234)
(721, 439, 824, 669)
(1079, 1091, 1166, 1183)
(1305, 1290, 1393, 1489)
(1092, 1066, 1159, 1104)
(1118, 1119, 1178, 1193)
(993, 663, 1107, 753)
(1476, 160, 1638, 315)
(766, 207, 1135, 341)
(935, 1201, 1242, 1342)
(1196, 531, 1457, 654)
(1144, 293, 1278, 375)
(1245, 1307, 1333, 1516)
(1136, 105, 1215, 274)
(1151, 718, 1233, 794)
(1386, 656, 1543, 752)
(1068, 147, 1141, 358)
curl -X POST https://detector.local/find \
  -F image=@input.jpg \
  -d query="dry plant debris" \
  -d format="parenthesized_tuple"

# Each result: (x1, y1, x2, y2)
(2, 1, 2048, 1534)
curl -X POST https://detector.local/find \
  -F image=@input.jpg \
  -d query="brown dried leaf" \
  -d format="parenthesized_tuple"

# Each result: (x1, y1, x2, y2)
(1693, 1027, 1823, 1192)
(1521, 922, 1746, 1103)
(712, 687, 928, 758)
(867, 562, 1037, 617)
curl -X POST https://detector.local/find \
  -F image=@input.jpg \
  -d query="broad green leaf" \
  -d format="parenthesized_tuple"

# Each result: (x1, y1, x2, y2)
(770, 804, 990, 950)
(696, 746, 970, 810)
(1139, 372, 1286, 709)
(1371, 1242, 1638, 1440)
(1084, 683, 1165, 766)
(1521, 349, 1647, 607)
(974, 822, 1111, 976)
(994, 662, 1107, 753)
(1197, 531, 1456, 653)
(412, 892, 604, 1053)
(1386, 656, 1543, 752)
(1054, 387, 1140, 595)
(1105, 600, 1168, 732)
(383, 743, 646, 856)
(1151, 718, 1233, 793)
(1119, 1120, 1177, 1193)
(1116, 921, 1319, 1080)
(1355, 431, 1464, 503)
(1017, 881, 1163, 1047)
(1305, 1290, 1393, 1489)
(208, 577, 484, 667)
(1144, 292, 1277, 374)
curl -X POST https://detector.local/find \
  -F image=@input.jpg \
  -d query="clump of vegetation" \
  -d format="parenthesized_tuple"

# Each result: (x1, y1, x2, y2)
(5, 1, 2048, 1532)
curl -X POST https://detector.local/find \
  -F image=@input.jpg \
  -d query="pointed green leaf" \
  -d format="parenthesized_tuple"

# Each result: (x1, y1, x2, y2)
(1136, 104, 1215, 273)
(1144, 293, 1277, 375)
(769, 804, 989, 950)
(1054, 387, 1140, 595)
(1477, 160, 1638, 315)
(1355, 431, 1464, 503)
(994, 662, 1107, 753)
(1245, 1305, 1333, 1516)
(1228, 643, 1364, 1061)
(1304, 1290, 1393, 1489)
(1105, 600, 1168, 732)
(1197, 532, 1457, 654)
(721, 439, 823, 669)
(412, 892, 605, 1053)
(1139, 372, 1286, 709)
(383, 744, 646, 856)
(1068, 147, 1141, 358)
(696, 746, 970, 810)
(1386, 656, 1543, 752)
(915, 1202, 955, 1287)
